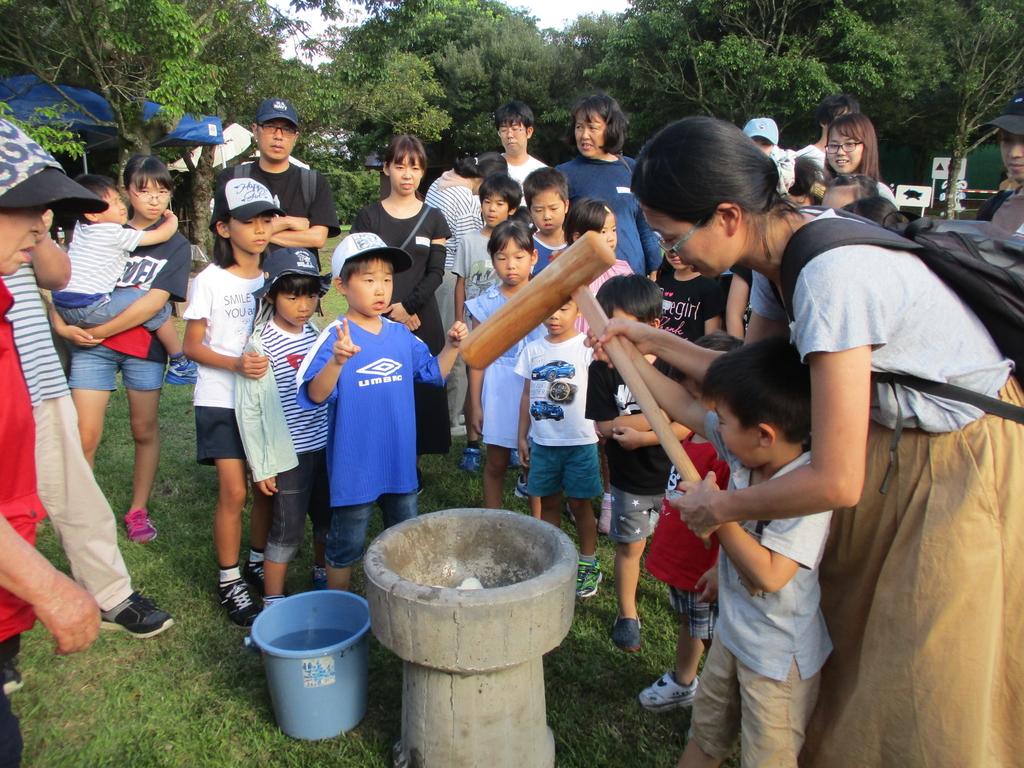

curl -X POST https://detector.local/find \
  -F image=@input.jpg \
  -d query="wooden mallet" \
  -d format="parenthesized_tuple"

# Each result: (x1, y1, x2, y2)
(461, 231, 703, 484)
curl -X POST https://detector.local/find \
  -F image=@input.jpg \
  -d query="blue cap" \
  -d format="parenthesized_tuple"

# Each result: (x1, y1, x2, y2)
(255, 247, 330, 299)
(742, 117, 779, 146)
(255, 98, 299, 129)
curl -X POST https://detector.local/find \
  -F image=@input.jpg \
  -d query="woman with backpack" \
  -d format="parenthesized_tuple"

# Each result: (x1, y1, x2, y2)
(597, 116, 1022, 768)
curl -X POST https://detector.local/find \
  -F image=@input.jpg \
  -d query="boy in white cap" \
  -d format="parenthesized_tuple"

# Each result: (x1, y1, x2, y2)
(296, 233, 468, 591)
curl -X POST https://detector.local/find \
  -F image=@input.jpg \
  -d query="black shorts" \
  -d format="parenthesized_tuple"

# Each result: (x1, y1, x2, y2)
(195, 406, 246, 465)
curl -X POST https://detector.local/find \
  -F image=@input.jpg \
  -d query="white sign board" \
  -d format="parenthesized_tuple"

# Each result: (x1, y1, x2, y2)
(931, 157, 967, 181)
(895, 185, 932, 209)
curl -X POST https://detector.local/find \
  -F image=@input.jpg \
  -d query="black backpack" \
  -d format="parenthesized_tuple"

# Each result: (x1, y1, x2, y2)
(232, 162, 318, 211)
(779, 211, 1024, 423)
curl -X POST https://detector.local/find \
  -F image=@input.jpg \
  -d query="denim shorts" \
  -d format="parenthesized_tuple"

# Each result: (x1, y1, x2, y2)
(68, 343, 164, 392)
(325, 492, 418, 568)
(265, 449, 331, 564)
(526, 441, 603, 500)
(194, 406, 246, 465)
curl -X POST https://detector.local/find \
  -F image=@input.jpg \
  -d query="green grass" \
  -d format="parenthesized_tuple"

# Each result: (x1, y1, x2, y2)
(13, 280, 734, 768)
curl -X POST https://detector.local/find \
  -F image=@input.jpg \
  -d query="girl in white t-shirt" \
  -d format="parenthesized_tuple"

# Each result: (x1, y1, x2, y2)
(183, 178, 282, 627)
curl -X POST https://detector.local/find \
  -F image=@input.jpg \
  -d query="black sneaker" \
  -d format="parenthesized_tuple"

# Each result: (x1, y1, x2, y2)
(100, 592, 174, 639)
(2, 661, 22, 696)
(219, 579, 259, 627)
(242, 560, 265, 595)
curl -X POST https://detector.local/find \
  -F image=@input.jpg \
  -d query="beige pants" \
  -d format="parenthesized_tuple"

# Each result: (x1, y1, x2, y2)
(691, 641, 820, 768)
(802, 378, 1024, 768)
(34, 395, 133, 612)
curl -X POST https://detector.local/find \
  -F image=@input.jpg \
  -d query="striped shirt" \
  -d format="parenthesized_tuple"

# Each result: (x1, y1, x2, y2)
(261, 319, 328, 453)
(64, 221, 143, 296)
(2, 263, 69, 405)
(424, 178, 482, 270)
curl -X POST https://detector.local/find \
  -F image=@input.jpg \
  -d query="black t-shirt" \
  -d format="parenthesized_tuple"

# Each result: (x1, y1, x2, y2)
(215, 163, 341, 266)
(656, 270, 725, 341)
(585, 359, 672, 495)
(115, 231, 191, 362)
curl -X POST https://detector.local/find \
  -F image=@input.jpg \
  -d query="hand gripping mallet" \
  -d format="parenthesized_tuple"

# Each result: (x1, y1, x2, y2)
(460, 231, 703, 485)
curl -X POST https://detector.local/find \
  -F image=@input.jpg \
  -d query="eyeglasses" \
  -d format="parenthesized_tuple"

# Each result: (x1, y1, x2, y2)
(498, 125, 527, 135)
(655, 222, 703, 256)
(825, 141, 863, 154)
(130, 189, 171, 202)
(258, 122, 298, 136)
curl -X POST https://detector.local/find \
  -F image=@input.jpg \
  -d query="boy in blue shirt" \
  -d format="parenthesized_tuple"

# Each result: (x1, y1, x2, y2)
(297, 233, 467, 591)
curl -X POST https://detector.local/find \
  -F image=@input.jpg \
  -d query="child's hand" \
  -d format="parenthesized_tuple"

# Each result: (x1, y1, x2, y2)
(695, 565, 719, 603)
(256, 476, 278, 496)
(446, 321, 468, 347)
(404, 313, 421, 332)
(236, 351, 269, 379)
(611, 425, 645, 451)
(517, 438, 530, 468)
(162, 211, 179, 228)
(468, 403, 483, 436)
(332, 319, 360, 365)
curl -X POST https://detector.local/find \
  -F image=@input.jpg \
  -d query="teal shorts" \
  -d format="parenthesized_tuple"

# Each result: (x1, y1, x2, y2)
(526, 440, 603, 500)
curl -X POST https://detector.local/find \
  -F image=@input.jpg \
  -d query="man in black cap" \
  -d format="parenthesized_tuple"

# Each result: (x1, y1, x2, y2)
(216, 98, 340, 268)
(977, 89, 1024, 234)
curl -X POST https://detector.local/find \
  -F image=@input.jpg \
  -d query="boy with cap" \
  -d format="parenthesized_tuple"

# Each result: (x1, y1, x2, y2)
(0, 117, 105, 762)
(235, 247, 333, 607)
(977, 89, 1024, 234)
(742, 117, 780, 154)
(296, 233, 468, 591)
(216, 97, 340, 269)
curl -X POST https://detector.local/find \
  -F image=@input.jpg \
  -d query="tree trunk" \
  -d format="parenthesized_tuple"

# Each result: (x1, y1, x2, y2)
(944, 152, 964, 220)
(186, 145, 216, 256)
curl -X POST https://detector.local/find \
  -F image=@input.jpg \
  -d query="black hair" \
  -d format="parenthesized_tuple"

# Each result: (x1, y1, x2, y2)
(452, 151, 508, 180)
(694, 330, 743, 353)
(567, 93, 628, 155)
(494, 101, 535, 129)
(73, 174, 117, 222)
(267, 273, 324, 300)
(339, 254, 394, 284)
(509, 206, 533, 227)
(522, 167, 569, 207)
(702, 336, 811, 444)
(789, 156, 826, 205)
(487, 219, 533, 258)
(595, 274, 661, 323)
(122, 155, 173, 193)
(384, 134, 427, 168)
(633, 116, 795, 224)
(842, 196, 908, 230)
(827, 173, 878, 198)
(479, 173, 522, 208)
(563, 197, 612, 242)
(814, 94, 860, 129)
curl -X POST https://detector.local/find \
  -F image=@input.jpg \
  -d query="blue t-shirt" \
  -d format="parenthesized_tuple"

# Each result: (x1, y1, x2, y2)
(556, 155, 661, 275)
(532, 234, 564, 275)
(296, 317, 443, 506)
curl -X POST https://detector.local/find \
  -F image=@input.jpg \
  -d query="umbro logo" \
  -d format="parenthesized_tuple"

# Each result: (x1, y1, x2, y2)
(355, 357, 403, 387)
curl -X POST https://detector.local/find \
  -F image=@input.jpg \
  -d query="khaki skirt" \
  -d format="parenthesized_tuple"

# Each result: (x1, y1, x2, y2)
(802, 377, 1024, 768)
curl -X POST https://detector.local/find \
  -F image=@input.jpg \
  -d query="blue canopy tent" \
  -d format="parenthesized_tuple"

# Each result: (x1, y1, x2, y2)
(0, 74, 223, 170)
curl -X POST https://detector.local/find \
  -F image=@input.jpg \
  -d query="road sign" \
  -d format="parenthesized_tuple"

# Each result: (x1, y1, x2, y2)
(895, 185, 932, 210)
(931, 157, 967, 181)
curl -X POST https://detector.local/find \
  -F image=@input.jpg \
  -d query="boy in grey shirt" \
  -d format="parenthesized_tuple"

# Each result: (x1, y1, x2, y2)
(666, 338, 832, 768)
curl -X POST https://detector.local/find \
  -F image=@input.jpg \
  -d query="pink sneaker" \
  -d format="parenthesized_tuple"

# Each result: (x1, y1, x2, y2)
(598, 493, 612, 535)
(124, 508, 157, 543)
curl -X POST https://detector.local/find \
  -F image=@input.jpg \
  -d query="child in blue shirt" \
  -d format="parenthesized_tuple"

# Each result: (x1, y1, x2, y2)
(297, 233, 467, 591)
(465, 221, 543, 509)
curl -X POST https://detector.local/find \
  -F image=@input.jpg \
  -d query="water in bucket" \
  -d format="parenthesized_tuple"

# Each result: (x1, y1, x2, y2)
(250, 590, 371, 740)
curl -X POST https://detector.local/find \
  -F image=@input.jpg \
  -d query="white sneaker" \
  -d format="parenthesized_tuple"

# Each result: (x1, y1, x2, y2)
(638, 672, 698, 712)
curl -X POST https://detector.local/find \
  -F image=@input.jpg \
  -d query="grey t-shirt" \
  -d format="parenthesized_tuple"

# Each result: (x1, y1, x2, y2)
(452, 230, 495, 301)
(706, 411, 833, 682)
(750, 212, 1012, 432)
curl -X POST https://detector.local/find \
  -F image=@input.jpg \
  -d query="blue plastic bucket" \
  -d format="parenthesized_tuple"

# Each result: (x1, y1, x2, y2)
(250, 591, 371, 740)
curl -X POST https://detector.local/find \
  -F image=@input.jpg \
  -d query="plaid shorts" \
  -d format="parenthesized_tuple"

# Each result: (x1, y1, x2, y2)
(669, 585, 718, 641)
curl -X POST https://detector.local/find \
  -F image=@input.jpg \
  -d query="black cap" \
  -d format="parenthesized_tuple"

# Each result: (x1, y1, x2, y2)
(987, 89, 1024, 134)
(254, 247, 330, 299)
(254, 98, 299, 129)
